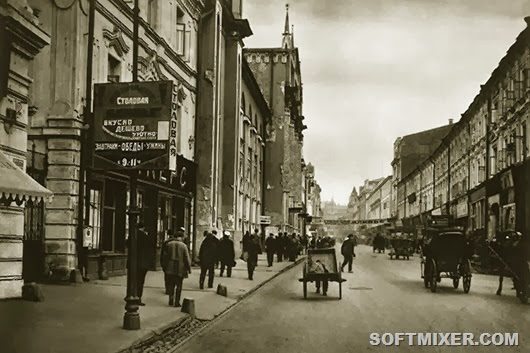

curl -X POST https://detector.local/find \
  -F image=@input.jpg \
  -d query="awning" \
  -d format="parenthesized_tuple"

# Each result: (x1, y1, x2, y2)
(0, 151, 53, 203)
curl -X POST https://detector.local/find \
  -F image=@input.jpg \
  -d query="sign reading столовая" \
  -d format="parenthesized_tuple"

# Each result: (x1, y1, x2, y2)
(92, 81, 178, 170)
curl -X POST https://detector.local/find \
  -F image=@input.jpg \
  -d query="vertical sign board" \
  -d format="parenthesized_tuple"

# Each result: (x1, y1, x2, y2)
(169, 83, 179, 171)
(93, 81, 174, 170)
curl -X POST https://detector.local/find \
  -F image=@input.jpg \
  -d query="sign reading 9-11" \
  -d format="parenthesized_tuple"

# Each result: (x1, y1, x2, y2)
(92, 81, 179, 171)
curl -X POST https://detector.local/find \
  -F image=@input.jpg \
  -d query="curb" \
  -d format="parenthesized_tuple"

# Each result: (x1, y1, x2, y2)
(167, 256, 306, 353)
(114, 256, 305, 353)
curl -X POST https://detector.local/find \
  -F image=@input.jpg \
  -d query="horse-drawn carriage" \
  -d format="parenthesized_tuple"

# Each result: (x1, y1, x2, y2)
(489, 230, 529, 304)
(299, 248, 346, 299)
(389, 237, 414, 260)
(420, 227, 473, 293)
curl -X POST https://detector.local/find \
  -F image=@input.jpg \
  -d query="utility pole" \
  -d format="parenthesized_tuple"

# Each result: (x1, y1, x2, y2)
(123, 0, 141, 330)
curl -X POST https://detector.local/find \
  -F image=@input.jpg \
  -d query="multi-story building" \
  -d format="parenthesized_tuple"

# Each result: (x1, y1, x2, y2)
(12, 0, 204, 282)
(366, 176, 392, 221)
(244, 5, 306, 234)
(0, 0, 53, 298)
(394, 17, 530, 249)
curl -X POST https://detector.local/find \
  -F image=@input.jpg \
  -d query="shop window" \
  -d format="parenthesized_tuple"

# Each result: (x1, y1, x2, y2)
(107, 55, 121, 83)
(102, 181, 126, 252)
(87, 186, 103, 250)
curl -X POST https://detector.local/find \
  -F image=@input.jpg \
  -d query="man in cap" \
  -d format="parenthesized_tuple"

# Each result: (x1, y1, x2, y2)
(219, 230, 236, 277)
(160, 230, 191, 306)
(341, 234, 356, 273)
(199, 230, 219, 289)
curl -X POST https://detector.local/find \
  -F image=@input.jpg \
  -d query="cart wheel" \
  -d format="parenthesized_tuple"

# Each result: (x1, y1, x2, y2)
(430, 259, 437, 293)
(452, 277, 459, 289)
(517, 268, 529, 304)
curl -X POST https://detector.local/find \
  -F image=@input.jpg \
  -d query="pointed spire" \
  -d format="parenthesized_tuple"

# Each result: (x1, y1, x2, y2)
(291, 24, 295, 46)
(284, 3, 290, 35)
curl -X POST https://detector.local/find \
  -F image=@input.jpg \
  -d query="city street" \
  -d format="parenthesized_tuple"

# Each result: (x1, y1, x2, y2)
(178, 245, 529, 353)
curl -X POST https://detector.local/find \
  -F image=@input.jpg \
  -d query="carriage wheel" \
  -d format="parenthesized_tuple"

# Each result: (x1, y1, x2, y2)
(461, 260, 472, 294)
(519, 286, 528, 304)
(429, 259, 437, 293)
(452, 277, 459, 289)
(303, 280, 307, 299)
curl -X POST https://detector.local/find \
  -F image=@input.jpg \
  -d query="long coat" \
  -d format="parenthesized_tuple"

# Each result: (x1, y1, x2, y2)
(341, 238, 356, 256)
(199, 234, 219, 266)
(160, 238, 191, 277)
(265, 236, 276, 254)
(243, 234, 261, 265)
(218, 237, 236, 265)
(127, 228, 156, 271)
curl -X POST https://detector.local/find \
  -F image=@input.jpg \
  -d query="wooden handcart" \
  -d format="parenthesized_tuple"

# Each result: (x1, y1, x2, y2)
(298, 248, 346, 299)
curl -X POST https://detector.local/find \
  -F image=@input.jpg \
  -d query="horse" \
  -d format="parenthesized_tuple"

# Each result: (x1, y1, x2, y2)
(489, 231, 530, 304)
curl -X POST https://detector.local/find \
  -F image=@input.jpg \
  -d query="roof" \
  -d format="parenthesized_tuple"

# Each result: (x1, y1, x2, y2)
(0, 151, 53, 203)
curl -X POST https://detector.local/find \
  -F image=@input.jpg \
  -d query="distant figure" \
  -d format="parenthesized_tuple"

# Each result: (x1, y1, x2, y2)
(219, 230, 236, 277)
(276, 233, 284, 262)
(243, 230, 261, 280)
(199, 230, 219, 289)
(160, 231, 191, 307)
(127, 221, 155, 306)
(265, 233, 276, 267)
(341, 234, 356, 273)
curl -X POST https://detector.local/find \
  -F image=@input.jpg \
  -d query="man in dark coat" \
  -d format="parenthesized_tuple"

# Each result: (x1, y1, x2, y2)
(199, 230, 219, 289)
(276, 232, 284, 262)
(265, 233, 276, 267)
(160, 231, 191, 306)
(127, 221, 155, 306)
(243, 230, 261, 280)
(341, 234, 356, 273)
(219, 230, 236, 277)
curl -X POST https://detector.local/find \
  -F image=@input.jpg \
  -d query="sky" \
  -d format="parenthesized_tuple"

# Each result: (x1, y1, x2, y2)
(243, 0, 530, 205)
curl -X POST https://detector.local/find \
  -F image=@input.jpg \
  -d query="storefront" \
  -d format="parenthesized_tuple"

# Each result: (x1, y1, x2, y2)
(468, 185, 486, 238)
(84, 156, 195, 280)
(454, 196, 469, 229)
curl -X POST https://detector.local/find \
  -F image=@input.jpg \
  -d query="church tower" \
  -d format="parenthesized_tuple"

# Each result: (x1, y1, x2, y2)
(282, 4, 293, 49)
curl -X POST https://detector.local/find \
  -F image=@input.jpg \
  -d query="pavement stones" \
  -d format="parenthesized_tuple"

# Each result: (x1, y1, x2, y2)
(0, 254, 304, 353)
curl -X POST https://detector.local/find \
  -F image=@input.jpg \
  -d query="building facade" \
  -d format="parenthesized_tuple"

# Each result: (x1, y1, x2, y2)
(244, 5, 306, 234)
(393, 17, 530, 255)
(0, 0, 52, 298)
(23, 0, 202, 281)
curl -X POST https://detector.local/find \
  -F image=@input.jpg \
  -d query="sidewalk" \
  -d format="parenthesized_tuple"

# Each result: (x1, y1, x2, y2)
(0, 254, 303, 353)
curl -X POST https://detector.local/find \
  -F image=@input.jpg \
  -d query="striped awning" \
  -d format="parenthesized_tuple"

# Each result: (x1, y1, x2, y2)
(0, 150, 52, 203)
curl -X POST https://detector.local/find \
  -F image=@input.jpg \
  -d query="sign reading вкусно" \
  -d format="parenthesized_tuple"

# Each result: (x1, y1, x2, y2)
(93, 81, 178, 171)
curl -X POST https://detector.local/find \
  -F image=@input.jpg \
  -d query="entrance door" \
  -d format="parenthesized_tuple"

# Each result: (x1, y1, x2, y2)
(23, 172, 46, 282)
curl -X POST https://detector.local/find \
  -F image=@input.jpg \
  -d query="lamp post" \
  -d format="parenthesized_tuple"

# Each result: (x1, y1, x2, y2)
(123, 0, 141, 330)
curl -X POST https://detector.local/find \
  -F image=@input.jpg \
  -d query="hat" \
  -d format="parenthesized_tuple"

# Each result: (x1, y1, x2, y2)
(223, 230, 231, 236)
(348, 234, 354, 238)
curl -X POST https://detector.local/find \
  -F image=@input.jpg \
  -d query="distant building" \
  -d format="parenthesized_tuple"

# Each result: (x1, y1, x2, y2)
(244, 5, 307, 234)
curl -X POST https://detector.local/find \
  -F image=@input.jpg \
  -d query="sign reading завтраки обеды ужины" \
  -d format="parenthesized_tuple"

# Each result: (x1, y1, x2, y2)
(93, 80, 179, 170)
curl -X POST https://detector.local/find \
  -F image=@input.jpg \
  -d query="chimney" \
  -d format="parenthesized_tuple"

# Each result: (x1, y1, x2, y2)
(448, 118, 454, 125)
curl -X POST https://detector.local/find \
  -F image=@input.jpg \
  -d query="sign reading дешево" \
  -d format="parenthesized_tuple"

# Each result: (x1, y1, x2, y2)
(92, 81, 178, 171)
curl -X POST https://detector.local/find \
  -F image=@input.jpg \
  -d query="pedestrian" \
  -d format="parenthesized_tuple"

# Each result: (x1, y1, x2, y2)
(162, 229, 174, 295)
(288, 233, 298, 261)
(265, 233, 276, 267)
(212, 230, 221, 269)
(314, 239, 329, 295)
(341, 234, 356, 273)
(199, 230, 219, 289)
(160, 230, 191, 307)
(126, 221, 155, 306)
(219, 230, 236, 277)
(253, 228, 263, 253)
(282, 232, 289, 259)
(276, 232, 284, 262)
(243, 229, 261, 280)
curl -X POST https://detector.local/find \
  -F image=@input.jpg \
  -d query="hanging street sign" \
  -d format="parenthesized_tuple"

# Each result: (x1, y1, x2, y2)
(92, 80, 179, 171)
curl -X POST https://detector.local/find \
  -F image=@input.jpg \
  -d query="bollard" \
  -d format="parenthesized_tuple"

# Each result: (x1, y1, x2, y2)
(216, 284, 227, 297)
(181, 298, 196, 317)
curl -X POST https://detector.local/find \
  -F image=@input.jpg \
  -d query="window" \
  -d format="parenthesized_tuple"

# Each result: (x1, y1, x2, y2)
(102, 181, 126, 252)
(175, 7, 191, 61)
(147, 0, 157, 28)
(107, 55, 121, 83)
(88, 187, 102, 250)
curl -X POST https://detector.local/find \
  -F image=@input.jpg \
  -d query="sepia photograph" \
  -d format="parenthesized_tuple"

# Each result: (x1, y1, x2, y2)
(0, 0, 529, 352)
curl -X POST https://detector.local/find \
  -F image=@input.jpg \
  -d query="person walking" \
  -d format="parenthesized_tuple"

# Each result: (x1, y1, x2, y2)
(243, 230, 261, 280)
(276, 232, 284, 262)
(341, 234, 356, 273)
(265, 233, 276, 267)
(162, 229, 174, 295)
(160, 231, 191, 307)
(127, 221, 155, 306)
(199, 230, 219, 289)
(219, 230, 236, 277)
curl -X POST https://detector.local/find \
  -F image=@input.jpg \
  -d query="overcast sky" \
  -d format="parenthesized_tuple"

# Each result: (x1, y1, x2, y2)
(243, 0, 529, 205)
